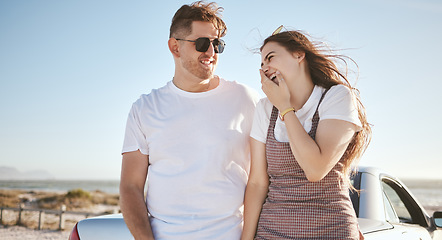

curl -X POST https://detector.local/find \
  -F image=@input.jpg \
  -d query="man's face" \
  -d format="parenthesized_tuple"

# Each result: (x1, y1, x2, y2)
(178, 21, 219, 80)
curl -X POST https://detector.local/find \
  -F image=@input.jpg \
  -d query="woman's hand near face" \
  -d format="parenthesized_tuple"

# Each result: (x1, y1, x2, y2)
(259, 69, 292, 111)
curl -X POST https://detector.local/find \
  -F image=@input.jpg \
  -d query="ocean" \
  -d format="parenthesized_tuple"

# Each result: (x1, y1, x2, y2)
(0, 179, 441, 214)
(402, 179, 442, 214)
(0, 179, 120, 194)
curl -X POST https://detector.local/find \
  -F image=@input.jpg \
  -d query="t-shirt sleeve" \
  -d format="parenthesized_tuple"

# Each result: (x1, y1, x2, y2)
(121, 102, 149, 155)
(250, 98, 271, 143)
(319, 85, 362, 131)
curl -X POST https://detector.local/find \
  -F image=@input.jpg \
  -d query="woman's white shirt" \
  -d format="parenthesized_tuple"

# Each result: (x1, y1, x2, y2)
(250, 84, 362, 143)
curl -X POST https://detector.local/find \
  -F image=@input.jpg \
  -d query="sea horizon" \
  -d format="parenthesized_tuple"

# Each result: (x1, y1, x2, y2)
(1, 178, 442, 194)
(1, 178, 441, 199)
(0, 179, 121, 194)
(1, 178, 441, 215)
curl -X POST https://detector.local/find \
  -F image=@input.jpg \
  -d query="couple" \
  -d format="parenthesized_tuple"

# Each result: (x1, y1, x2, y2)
(119, 1, 371, 240)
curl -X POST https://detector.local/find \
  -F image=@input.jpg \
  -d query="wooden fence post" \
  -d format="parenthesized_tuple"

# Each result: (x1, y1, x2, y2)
(58, 204, 66, 230)
(38, 210, 45, 230)
(17, 203, 24, 225)
(0, 204, 104, 230)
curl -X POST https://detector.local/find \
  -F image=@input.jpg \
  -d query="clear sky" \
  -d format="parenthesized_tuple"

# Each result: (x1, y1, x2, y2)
(1, 0, 441, 180)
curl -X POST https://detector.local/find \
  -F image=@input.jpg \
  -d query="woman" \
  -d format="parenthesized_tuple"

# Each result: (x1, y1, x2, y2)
(241, 27, 371, 239)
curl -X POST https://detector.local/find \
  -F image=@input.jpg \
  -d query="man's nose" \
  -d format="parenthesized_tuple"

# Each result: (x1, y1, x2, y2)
(205, 42, 216, 56)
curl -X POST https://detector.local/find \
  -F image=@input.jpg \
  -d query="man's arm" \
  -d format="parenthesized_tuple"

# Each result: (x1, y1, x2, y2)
(119, 150, 154, 240)
(241, 138, 269, 240)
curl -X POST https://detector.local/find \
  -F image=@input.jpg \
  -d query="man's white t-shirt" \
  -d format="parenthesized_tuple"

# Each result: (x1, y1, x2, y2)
(122, 78, 259, 240)
(251, 84, 362, 143)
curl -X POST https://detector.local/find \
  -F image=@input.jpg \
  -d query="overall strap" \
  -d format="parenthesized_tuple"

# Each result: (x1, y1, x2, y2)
(269, 106, 279, 129)
(308, 88, 330, 140)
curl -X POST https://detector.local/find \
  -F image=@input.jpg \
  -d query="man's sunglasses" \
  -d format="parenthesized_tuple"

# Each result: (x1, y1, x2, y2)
(175, 37, 225, 54)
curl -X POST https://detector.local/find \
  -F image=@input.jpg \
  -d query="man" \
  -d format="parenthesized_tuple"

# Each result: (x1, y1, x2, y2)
(119, 2, 259, 239)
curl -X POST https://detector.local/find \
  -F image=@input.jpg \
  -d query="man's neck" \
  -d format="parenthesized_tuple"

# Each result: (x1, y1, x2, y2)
(172, 75, 219, 93)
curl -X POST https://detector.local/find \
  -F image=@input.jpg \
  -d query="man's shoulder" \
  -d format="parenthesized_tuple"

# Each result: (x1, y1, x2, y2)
(221, 78, 252, 90)
(143, 82, 173, 97)
(220, 78, 260, 101)
(131, 82, 171, 107)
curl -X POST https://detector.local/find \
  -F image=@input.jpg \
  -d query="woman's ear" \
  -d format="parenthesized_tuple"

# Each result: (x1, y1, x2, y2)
(168, 38, 180, 58)
(294, 51, 305, 63)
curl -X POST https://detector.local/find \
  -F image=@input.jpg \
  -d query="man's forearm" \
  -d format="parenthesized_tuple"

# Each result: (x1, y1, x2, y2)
(120, 186, 154, 240)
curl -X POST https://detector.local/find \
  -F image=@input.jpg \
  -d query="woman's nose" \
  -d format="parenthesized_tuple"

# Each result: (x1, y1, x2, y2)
(261, 65, 269, 73)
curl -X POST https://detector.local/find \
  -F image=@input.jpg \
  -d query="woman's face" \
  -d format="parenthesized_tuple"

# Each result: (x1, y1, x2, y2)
(261, 41, 301, 83)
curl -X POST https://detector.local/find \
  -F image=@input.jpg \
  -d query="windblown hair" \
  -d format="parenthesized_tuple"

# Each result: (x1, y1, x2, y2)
(169, 1, 227, 39)
(261, 30, 372, 180)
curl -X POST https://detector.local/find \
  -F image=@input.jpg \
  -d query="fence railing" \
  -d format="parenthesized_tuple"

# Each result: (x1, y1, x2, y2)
(0, 204, 114, 230)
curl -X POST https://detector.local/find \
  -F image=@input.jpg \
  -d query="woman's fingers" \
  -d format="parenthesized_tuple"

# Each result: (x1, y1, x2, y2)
(259, 69, 271, 84)
(275, 71, 287, 89)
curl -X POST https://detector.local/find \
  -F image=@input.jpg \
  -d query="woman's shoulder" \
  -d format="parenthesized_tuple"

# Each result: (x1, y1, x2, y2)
(321, 84, 354, 103)
(253, 98, 275, 124)
(319, 84, 362, 127)
(327, 84, 352, 95)
(256, 97, 273, 112)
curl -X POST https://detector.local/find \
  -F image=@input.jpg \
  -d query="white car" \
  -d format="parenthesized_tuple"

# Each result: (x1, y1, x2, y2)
(69, 166, 442, 239)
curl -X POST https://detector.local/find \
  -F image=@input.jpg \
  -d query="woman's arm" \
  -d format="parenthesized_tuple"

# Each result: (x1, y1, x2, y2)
(260, 70, 357, 182)
(282, 112, 356, 181)
(241, 138, 269, 240)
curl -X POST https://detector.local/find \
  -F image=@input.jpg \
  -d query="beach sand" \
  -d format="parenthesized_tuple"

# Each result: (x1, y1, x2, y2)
(0, 207, 117, 240)
(0, 225, 70, 240)
(0, 188, 120, 239)
(0, 206, 119, 240)
(1, 184, 441, 239)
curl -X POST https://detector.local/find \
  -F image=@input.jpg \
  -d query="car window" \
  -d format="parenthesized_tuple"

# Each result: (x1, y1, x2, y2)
(382, 181, 413, 223)
(382, 190, 399, 223)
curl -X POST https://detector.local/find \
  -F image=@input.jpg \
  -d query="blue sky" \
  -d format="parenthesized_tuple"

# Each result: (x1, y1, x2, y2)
(1, 0, 441, 180)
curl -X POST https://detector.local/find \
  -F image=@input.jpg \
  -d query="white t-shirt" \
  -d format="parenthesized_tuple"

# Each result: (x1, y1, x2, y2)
(122, 78, 259, 240)
(251, 84, 362, 143)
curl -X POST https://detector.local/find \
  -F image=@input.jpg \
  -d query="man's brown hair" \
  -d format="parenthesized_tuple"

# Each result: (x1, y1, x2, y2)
(169, 1, 227, 39)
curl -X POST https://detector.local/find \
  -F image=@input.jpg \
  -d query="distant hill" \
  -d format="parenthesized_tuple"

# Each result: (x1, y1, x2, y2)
(0, 166, 55, 180)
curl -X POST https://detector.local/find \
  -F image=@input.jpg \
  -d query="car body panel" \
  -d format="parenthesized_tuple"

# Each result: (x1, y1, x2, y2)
(358, 170, 385, 221)
(353, 166, 441, 240)
(357, 217, 393, 234)
(70, 166, 442, 239)
(77, 214, 133, 240)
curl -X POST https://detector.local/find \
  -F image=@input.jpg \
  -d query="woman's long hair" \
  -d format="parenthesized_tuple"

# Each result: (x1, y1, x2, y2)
(261, 30, 372, 180)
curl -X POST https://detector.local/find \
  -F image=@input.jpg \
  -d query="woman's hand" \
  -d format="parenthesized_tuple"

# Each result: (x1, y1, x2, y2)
(259, 69, 292, 111)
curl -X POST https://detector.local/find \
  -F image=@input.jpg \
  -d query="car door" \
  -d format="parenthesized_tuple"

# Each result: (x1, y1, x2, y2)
(381, 177, 433, 240)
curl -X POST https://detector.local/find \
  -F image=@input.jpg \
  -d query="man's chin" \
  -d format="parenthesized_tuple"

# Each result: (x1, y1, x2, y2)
(197, 71, 214, 80)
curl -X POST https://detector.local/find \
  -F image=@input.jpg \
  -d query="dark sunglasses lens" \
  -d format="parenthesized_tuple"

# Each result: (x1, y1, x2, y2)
(214, 39, 225, 53)
(195, 38, 211, 52)
(194, 38, 225, 53)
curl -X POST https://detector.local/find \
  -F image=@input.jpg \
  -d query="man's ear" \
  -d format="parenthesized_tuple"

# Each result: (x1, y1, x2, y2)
(168, 38, 180, 58)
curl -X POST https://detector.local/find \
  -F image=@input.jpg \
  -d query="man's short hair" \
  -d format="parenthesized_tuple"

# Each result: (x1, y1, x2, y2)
(169, 1, 227, 39)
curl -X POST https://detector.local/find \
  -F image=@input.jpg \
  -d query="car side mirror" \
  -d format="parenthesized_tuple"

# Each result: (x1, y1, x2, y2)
(433, 211, 442, 228)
